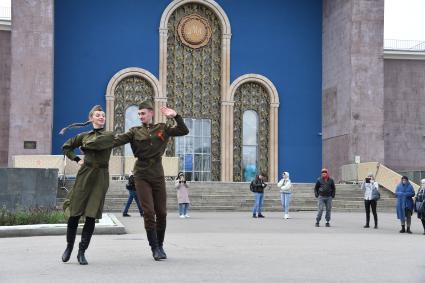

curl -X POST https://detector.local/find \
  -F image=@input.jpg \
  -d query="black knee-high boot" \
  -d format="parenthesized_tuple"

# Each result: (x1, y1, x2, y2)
(77, 217, 95, 265)
(62, 216, 80, 262)
(157, 229, 167, 259)
(146, 230, 162, 261)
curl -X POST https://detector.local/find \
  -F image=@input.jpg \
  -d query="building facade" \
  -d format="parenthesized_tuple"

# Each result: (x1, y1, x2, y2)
(0, 0, 424, 182)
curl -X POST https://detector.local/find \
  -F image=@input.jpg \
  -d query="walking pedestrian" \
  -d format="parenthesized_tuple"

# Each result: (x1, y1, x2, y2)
(122, 171, 144, 217)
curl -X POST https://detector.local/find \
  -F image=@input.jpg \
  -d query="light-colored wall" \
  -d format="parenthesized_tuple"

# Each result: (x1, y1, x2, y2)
(0, 30, 11, 166)
(12, 155, 180, 178)
(8, 0, 54, 165)
(322, 0, 385, 181)
(384, 59, 425, 171)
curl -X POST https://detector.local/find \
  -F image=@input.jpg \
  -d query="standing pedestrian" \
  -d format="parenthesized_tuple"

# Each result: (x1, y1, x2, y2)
(113, 100, 189, 260)
(122, 171, 144, 217)
(277, 171, 292, 219)
(250, 174, 268, 218)
(360, 173, 380, 228)
(314, 168, 335, 227)
(175, 172, 190, 218)
(60, 105, 115, 265)
(414, 179, 425, 235)
(396, 176, 415, 234)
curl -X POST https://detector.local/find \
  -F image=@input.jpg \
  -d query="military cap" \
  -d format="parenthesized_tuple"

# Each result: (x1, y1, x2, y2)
(139, 100, 154, 110)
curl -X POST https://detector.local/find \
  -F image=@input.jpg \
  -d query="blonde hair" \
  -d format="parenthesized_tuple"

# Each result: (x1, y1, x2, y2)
(88, 105, 103, 119)
(59, 105, 104, 135)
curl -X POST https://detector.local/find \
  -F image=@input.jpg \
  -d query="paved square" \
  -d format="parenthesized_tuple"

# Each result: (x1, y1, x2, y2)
(0, 212, 423, 283)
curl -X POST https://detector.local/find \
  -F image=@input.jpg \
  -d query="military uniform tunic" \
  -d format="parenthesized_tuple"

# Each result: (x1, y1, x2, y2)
(63, 128, 115, 219)
(113, 114, 189, 231)
(113, 114, 189, 179)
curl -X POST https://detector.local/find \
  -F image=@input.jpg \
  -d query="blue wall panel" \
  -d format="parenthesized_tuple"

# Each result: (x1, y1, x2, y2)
(54, 0, 322, 182)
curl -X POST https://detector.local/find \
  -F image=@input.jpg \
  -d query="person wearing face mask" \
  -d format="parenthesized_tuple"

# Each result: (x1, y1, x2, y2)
(360, 173, 379, 229)
(414, 179, 425, 235)
(395, 176, 415, 234)
(60, 105, 115, 265)
(277, 172, 292, 219)
(314, 168, 336, 227)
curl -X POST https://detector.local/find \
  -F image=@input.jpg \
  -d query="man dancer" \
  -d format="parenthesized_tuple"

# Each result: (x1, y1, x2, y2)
(114, 101, 189, 260)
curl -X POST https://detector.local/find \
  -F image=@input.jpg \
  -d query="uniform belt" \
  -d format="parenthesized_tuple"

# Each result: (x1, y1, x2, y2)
(84, 160, 109, 169)
(137, 157, 162, 166)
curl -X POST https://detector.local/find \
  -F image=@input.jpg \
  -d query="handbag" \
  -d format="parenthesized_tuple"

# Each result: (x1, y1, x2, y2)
(415, 200, 423, 213)
(371, 187, 380, 201)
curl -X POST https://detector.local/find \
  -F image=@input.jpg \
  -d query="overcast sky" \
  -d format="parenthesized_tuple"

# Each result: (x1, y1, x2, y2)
(384, 0, 425, 40)
(1, 0, 424, 41)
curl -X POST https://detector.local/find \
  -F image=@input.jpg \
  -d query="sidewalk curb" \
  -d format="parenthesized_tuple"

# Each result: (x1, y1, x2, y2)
(0, 213, 126, 238)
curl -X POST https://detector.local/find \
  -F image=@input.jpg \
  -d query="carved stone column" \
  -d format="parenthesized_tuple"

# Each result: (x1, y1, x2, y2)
(159, 28, 168, 106)
(154, 97, 167, 124)
(221, 101, 234, 181)
(269, 103, 279, 182)
(106, 94, 114, 131)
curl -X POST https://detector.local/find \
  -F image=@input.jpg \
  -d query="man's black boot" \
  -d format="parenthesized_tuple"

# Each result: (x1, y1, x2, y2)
(400, 225, 406, 233)
(146, 230, 162, 261)
(157, 229, 167, 259)
(406, 227, 412, 234)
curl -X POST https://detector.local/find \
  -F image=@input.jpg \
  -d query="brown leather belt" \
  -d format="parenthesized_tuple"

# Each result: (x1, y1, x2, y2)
(137, 157, 162, 166)
(84, 160, 109, 169)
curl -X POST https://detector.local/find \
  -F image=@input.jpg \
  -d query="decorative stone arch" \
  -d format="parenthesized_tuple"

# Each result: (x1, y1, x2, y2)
(159, 0, 232, 181)
(224, 74, 280, 182)
(159, 0, 231, 100)
(105, 67, 161, 131)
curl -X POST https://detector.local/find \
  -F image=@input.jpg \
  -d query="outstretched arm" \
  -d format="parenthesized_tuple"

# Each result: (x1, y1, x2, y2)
(113, 130, 135, 147)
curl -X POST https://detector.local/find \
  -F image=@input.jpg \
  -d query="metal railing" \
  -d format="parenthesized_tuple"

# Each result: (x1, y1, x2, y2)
(0, 6, 11, 20)
(384, 39, 425, 51)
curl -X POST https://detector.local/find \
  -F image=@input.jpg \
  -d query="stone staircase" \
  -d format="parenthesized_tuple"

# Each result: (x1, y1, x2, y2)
(57, 181, 396, 213)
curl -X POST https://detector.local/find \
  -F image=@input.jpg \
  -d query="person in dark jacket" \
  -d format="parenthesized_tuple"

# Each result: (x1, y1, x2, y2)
(415, 179, 425, 235)
(122, 171, 144, 217)
(314, 168, 336, 227)
(396, 176, 415, 234)
(251, 174, 268, 218)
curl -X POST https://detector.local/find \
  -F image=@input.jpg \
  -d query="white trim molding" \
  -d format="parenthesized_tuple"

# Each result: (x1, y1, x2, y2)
(383, 50, 425, 60)
(0, 19, 11, 31)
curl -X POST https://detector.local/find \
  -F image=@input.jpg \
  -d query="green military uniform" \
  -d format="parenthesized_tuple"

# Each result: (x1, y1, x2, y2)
(113, 111, 188, 260)
(114, 114, 189, 230)
(63, 128, 115, 219)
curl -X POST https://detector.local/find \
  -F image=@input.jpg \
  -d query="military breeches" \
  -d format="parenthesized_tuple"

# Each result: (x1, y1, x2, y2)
(135, 177, 167, 231)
